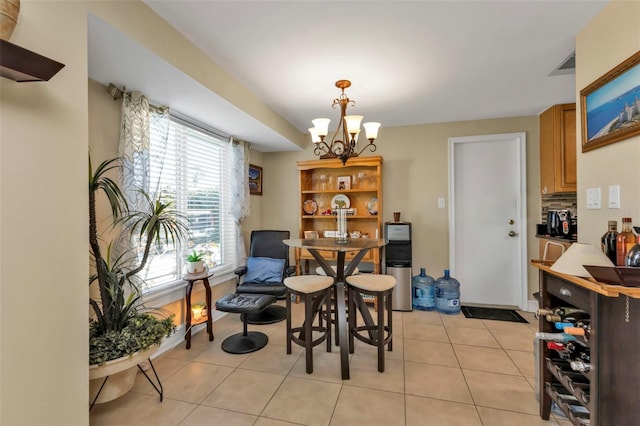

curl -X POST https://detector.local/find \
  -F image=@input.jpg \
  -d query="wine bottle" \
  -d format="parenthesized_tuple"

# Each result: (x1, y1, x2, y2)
(616, 217, 637, 266)
(564, 341, 591, 362)
(545, 311, 590, 324)
(554, 321, 576, 330)
(570, 360, 591, 373)
(601, 220, 618, 264)
(547, 342, 571, 359)
(535, 332, 579, 343)
(538, 307, 585, 316)
(563, 326, 591, 339)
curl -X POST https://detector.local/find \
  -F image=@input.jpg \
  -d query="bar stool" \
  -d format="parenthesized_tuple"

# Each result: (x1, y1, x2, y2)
(345, 274, 396, 372)
(315, 265, 364, 344)
(284, 275, 334, 374)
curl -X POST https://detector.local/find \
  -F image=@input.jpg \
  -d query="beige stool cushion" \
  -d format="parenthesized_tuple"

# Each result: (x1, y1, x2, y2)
(346, 274, 396, 292)
(285, 275, 334, 294)
(316, 265, 359, 276)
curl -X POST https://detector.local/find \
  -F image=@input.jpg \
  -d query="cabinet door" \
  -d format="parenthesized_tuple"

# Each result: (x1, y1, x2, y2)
(557, 105, 576, 192)
(540, 104, 576, 194)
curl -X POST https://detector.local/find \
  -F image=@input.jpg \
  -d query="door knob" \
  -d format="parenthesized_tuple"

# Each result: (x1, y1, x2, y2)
(508, 231, 517, 237)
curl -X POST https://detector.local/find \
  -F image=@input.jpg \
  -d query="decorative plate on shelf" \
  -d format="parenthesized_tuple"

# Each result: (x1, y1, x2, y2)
(331, 194, 351, 210)
(303, 199, 318, 215)
(366, 197, 378, 215)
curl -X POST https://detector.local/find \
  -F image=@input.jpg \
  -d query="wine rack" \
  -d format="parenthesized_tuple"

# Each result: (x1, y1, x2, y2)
(537, 264, 640, 426)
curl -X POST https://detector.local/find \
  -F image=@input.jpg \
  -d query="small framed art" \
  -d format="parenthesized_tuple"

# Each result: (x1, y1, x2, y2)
(249, 164, 262, 195)
(304, 230, 319, 239)
(337, 175, 351, 191)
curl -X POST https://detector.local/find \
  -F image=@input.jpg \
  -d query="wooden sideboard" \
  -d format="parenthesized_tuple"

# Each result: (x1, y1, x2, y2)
(534, 262, 640, 425)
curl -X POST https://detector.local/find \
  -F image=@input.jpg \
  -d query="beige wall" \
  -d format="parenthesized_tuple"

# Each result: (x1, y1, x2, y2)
(0, 0, 629, 423)
(576, 0, 640, 245)
(1, 2, 89, 425)
(260, 116, 542, 300)
(1, 1, 299, 423)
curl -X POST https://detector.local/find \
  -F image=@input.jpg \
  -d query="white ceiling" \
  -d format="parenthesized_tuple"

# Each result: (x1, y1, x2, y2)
(89, 1, 608, 152)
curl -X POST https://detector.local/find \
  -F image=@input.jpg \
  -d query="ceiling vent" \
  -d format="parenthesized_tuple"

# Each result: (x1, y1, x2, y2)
(549, 51, 575, 76)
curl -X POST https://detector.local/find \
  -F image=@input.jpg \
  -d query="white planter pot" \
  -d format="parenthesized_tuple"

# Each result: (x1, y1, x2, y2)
(89, 346, 157, 405)
(186, 260, 205, 274)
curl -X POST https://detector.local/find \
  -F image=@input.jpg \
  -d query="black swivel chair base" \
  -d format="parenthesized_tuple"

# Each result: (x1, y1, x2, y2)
(215, 293, 276, 354)
(242, 304, 287, 325)
(221, 330, 269, 354)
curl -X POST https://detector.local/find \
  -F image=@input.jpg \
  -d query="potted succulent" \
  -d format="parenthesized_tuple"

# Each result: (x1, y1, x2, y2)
(185, 250, 205, 274)
(89, 155, 187, 404)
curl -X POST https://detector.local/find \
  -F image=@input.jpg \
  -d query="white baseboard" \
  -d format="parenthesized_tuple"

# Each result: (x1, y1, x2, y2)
(527, 299, 539, 313)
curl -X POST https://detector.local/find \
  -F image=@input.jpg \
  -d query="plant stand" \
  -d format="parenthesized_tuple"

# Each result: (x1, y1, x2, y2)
(89, 347, 161, 409)
(183, 267, 215, 349)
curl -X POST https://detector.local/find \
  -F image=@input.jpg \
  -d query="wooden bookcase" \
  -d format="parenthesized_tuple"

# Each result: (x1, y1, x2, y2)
(295, 156, 383, 275)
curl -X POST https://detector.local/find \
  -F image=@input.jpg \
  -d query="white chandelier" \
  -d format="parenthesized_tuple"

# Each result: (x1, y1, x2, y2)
(309, 80, 381, 165)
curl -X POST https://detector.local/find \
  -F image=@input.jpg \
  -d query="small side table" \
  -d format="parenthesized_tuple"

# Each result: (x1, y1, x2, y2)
(183, 267, 215, 349)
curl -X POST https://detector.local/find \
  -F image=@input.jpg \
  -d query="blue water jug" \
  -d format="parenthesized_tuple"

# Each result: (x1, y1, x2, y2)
(435, 269, 461, 315)
(412, 267, 435, 311)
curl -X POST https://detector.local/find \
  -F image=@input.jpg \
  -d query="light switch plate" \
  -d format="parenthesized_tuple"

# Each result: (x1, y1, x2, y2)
(586, 187, 601, 209)
(608, 185, 620, 208)
(437, 197, 445, 209)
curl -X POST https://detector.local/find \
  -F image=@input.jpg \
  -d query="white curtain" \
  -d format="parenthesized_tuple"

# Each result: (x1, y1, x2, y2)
(118, 91, 170, 210)
(229, 138, 251, 266)
(118, 91, 170, 259)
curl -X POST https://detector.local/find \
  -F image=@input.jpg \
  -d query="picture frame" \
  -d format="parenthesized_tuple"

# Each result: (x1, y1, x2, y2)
(337, 175, 351, 191)
(304, 230, 319, 239)
(248, 164, 262, 196)
(580, 50, 640, 152)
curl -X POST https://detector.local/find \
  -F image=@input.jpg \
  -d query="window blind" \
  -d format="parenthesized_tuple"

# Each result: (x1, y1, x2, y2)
(140, 114, 236, 290)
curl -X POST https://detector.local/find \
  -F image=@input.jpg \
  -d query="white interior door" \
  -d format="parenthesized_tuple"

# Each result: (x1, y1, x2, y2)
(449, 133, 527, 309)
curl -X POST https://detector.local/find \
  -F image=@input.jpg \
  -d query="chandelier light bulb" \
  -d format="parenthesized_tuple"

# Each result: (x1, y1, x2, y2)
(311, 118, 330, 137)
(308, 127, 321, 143)
(363, 122, 381, 140)
(344, 115, 363, 135)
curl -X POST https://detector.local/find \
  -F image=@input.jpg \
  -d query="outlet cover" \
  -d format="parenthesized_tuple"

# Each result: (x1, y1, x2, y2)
(586, 187, 601, 209)
(608, 185, 620, 208)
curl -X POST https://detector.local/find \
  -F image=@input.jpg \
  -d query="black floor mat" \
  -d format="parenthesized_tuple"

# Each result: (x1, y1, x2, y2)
(461, 306, 528, 323)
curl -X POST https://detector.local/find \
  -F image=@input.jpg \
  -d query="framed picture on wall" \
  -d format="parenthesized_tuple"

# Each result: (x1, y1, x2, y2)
(249, 164, 262, 195)
(580, 50, 640, 152)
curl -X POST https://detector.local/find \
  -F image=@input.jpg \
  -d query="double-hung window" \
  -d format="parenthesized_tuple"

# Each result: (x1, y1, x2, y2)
(140, 114, 236, 292)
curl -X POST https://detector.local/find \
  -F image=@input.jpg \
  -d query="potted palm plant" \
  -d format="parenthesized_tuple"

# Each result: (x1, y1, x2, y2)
(89, 155, 187, 404)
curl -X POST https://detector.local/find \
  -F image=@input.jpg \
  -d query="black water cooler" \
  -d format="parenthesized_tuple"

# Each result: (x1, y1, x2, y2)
(385, 222, 412, 311)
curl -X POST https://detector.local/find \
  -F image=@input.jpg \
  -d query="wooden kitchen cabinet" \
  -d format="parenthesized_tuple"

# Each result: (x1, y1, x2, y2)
(540, 103, 577, 194)
(295, 156, 383, 275)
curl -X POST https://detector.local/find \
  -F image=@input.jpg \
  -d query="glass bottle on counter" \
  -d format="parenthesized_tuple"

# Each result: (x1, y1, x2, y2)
(616, 217, 637, 266)
(601, 220, 618, 264)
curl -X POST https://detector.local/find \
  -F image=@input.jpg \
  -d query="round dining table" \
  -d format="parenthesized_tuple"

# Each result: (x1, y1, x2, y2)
(283, 238, 387, 379)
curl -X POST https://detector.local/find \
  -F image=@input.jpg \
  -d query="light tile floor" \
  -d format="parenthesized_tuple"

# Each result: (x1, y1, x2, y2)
(90, 302, 571, 425)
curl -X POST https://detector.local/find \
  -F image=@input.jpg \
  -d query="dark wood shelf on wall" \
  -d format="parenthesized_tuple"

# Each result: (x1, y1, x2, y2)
(0, 39, 65, 82)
